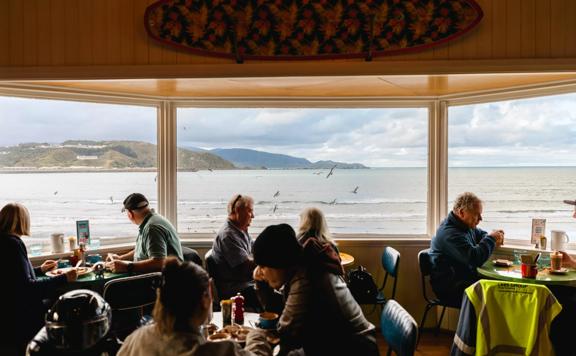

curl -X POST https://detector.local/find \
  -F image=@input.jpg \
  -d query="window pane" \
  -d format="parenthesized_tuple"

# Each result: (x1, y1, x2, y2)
(448, 93, 576, 240)
(0, 96, 157, 252)
(177, 108, 428, 235)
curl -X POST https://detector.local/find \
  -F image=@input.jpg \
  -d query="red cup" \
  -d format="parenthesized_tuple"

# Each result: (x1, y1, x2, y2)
(521, 263, 538, 278)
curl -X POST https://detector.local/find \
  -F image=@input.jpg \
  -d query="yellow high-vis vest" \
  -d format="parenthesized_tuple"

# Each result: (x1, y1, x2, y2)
(465, 280, 561, 356)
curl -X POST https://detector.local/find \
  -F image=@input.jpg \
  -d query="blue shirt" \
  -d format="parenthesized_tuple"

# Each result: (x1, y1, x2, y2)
(211, 220, 254, 299)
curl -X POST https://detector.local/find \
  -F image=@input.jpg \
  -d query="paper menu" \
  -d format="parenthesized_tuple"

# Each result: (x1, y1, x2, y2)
(531, 218, 546, 244)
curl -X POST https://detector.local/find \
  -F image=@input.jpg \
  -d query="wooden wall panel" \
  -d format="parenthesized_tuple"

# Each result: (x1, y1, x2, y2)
(535, 0, 551, 58)
(2, 0, 576, 78)
(36, 0, 52, 66)
(9, 0, 24, 66)
(22, 0, 38, 66)
(520, 0, 536, 58)
(505, 0, 522, 58)
(550, 0, 567, 58)
(0, 1, 12, 66)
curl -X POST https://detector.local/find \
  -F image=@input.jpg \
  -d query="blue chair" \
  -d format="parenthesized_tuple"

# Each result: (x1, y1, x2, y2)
(376, 246, 400, 305)
(381, 299, 418, 356)
(417, 249, 458, 343)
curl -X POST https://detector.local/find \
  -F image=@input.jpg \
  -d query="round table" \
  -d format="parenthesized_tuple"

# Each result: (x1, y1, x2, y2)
(339, 252, 355, 266)
(478, 261, 576, 287)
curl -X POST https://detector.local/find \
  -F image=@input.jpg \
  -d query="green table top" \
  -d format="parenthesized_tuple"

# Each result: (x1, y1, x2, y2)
(478, 261, 576, 287)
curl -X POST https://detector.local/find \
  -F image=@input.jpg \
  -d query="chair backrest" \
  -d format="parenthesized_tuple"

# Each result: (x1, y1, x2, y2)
(204, 249, 222, 305)
(381, 246, 401, 299)
(103, 272, 161, 311)
(417, 249, 435, 303)
(181, 246, 202, 266)
(381, 299, 418, 356)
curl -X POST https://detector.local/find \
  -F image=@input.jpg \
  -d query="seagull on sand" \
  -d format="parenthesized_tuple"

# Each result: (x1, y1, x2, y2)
(326, 165, 337, 179)
(351, 186, 359, 194)
(273, 190, 280, 198)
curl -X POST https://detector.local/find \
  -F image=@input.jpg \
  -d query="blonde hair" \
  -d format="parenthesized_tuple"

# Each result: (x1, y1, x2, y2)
(298, 207, 332, 244)
(452, 192, 482, 213)
(0, 203, 30, 237)
(227, 194, 254, 215)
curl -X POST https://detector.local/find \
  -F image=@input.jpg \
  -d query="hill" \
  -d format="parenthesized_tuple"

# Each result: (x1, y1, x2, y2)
(211, 148, 368, 169)
(0, 140, 235, 171)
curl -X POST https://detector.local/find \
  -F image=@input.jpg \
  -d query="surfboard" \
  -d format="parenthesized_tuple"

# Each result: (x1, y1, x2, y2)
(145, 0, 483, 61)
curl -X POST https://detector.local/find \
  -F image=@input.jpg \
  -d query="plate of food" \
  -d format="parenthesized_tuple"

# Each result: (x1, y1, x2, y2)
(549, 268, 569, 275)
(492, 259, 513, 267)
(45, 266, 93, 277)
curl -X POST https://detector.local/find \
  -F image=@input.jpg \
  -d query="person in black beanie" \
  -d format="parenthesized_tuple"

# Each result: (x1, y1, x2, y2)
(253, 224, 379, 356)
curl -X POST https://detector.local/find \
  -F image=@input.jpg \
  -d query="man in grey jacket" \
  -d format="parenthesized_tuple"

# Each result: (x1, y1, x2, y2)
(253, 224, 379, 356)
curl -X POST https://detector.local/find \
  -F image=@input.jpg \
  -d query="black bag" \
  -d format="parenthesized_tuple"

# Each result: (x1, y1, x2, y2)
(347, 265, 378, 304)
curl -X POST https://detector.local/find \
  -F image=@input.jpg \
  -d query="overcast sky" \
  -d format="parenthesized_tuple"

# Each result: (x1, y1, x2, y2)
(1, 93, 576, 167)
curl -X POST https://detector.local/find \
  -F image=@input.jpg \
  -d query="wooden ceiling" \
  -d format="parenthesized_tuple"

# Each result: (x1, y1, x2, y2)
(10, 72, 576, 98)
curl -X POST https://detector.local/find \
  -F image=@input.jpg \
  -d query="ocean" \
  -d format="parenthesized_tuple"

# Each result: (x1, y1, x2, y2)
(0, 167, 574, 246)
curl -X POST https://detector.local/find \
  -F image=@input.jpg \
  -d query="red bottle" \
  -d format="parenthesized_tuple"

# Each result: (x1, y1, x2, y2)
(231, 293, 245, 325)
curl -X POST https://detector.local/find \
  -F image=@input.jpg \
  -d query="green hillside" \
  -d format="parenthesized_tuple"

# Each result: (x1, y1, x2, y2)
(0, 140, 235, 170)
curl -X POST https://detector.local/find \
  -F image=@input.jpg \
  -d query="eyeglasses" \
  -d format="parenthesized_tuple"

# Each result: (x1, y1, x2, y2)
(231, 194, 242, 211)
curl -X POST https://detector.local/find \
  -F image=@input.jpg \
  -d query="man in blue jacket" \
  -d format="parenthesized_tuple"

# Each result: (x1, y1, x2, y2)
(429, 192, 504, 306)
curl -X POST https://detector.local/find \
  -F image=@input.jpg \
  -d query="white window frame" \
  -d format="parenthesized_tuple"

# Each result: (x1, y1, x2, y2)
(2, 80, 576, 246)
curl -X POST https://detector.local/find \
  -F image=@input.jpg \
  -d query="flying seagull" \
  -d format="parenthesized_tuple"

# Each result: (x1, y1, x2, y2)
(351, 186, 359, 194)
(53, 191, 58, 195)
(109, 196, 114, 203)
(326, 165, 337, 179)
(272, 204, 278, 213)
(273, 190, 280, 198)
(329, 198, 336, 205)
(208, 168, 213, 172)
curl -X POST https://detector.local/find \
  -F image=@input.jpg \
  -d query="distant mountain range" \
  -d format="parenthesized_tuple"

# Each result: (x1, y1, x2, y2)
(0, 141, 367, 171)
(210, 148, 368, 169)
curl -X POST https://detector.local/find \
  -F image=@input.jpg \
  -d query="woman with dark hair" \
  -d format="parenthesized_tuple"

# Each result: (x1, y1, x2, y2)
(118, 258, 271, 356)
(0, 203, 77, 355)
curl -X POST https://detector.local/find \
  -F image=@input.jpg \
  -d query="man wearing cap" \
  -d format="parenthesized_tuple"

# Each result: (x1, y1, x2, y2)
(211, 194, 259, 305)
(253, 224, 379, 356)
(107, 193, 183, 273)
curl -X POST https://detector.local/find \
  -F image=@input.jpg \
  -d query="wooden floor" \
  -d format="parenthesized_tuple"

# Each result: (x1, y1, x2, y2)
(376, 330, 453, 356)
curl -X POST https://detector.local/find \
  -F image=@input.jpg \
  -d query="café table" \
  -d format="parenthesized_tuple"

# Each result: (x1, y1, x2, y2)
(339, 252, 355, 267)
(477, 260, 576, 287)
(211, 311, 261, 329)
(39, 269, 128, 295)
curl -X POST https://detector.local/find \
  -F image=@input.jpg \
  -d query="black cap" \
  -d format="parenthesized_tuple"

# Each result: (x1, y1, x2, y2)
(253, 224, 302, 269)
(122, 193, 149, 212)
(564, 200, 576, 206)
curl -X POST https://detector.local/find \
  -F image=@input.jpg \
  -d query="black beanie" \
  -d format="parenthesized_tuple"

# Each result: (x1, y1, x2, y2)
(253, 224, 302, 268)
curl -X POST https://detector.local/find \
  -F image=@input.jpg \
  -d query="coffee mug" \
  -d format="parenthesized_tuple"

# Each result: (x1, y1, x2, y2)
(51, 233, 65, 253)
(258, 312, 279, 329)
(551, 230, 570, 251)
(521, 263, 538, 278)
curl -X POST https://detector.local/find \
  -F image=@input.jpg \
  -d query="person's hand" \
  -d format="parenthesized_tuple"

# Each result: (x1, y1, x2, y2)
(489, 230, 505, 247)
(559, 251, 576, 268)
(40, 260, 58, 273)
(106, 253, 120, 262)
(253, 265, 265, 281)
(108, 260, 128, 273)
(65, 268, 78, 282)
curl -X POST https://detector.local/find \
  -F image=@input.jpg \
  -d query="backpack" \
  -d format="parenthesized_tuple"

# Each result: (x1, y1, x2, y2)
(347, 265, 378, 304)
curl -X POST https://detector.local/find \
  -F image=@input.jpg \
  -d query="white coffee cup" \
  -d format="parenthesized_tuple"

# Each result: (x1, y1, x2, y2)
(551, 230, 570, 251)
(51, 232, 65, 253)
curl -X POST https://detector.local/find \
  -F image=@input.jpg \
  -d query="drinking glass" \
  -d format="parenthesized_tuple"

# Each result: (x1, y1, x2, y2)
(89, 238, 101, 250)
